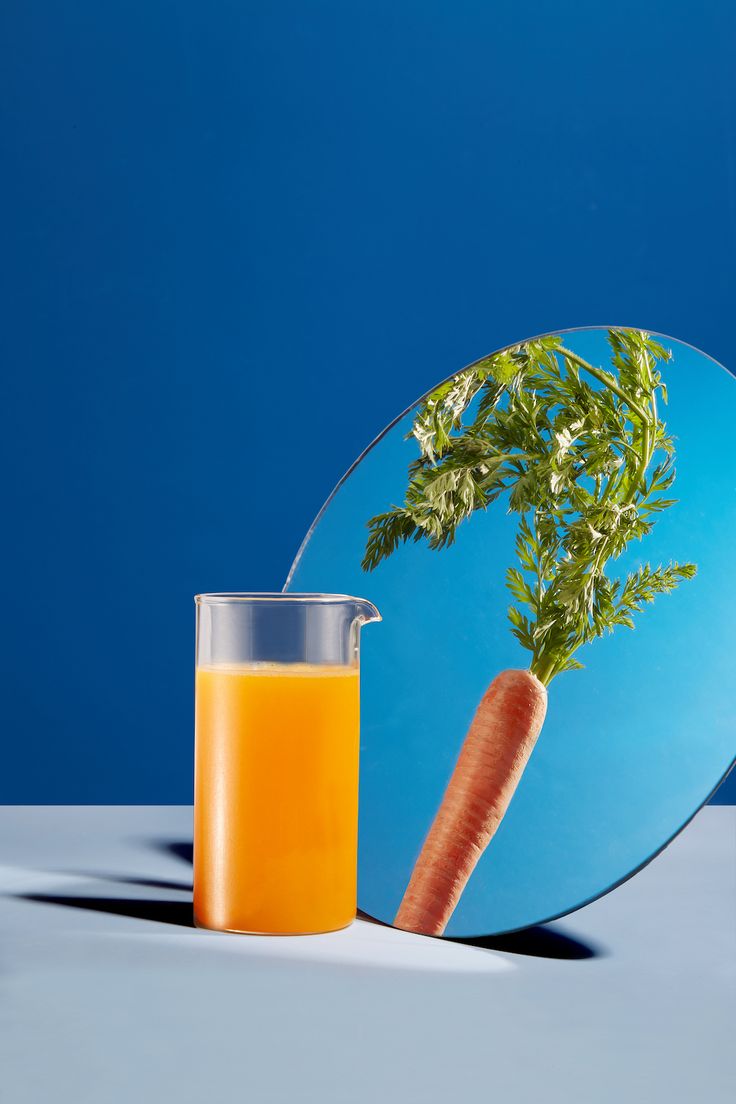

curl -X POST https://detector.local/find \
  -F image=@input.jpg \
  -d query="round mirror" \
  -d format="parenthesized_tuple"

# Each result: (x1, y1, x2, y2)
(287, 328, 735, 937)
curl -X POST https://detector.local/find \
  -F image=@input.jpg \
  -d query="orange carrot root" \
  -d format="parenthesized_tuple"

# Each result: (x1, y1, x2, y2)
(394, 668, 547, 936)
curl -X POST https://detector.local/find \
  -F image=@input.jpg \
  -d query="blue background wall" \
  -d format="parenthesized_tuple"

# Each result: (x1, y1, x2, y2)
(1, 1, 734, 802)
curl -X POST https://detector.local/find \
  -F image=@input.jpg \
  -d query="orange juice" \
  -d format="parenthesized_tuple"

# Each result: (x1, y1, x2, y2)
(193, 663, 360, 934)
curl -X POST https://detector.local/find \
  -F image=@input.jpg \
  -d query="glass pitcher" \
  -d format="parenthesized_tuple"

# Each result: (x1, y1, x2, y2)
(193, 593, 381, 935)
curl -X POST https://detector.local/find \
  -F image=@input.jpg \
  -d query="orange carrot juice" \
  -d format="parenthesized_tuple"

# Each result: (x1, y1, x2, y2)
(194, 662, 360, 934)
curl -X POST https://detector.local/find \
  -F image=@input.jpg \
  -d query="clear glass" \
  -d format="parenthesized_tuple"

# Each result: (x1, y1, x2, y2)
(193, 593, 381, 934)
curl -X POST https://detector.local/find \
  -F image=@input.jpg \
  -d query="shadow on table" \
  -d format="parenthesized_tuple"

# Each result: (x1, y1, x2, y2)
(60, 872, 193, 893)
(359, 911, 603, 960)
(453, 926, 603, 960)
(135, 840, 605, 959)
(111, 874, 192, 892)
(157, 840, 194, 866)
(11, 840, 198, 927)
(18, 894, 194, 928)
(139, 839, 193, 867)
(17, 893, 603, 957)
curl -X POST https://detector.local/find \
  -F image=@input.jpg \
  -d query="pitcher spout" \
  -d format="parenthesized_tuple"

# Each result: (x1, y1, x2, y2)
(350, 597, 382, 625)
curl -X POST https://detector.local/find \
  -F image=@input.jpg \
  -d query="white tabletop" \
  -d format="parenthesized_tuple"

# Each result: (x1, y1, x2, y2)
(1, 805, 734, 1103)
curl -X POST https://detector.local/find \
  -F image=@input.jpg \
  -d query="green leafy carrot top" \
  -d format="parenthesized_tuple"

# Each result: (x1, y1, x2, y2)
(362, 329, 696, 685)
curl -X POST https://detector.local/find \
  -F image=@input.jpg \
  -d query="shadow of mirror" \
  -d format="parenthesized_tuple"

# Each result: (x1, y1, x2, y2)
(454, 925, 603, 960)
(360, 908, 602, 959)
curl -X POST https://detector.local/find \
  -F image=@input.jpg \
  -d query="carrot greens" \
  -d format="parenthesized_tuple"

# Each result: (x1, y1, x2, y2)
(362, 329, 696, 685)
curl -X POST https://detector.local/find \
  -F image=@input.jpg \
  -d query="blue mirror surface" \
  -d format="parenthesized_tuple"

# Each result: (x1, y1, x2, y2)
(287, 328, 735, 937)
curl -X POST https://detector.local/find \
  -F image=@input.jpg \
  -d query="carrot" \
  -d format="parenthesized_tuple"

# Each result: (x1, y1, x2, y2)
(394, 668, 547, 936)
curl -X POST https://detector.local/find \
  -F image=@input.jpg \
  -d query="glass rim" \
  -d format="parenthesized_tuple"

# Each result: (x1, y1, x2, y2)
(194, 592, 373, 606)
